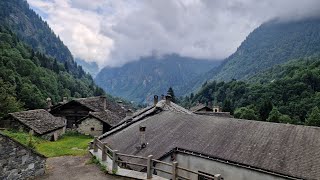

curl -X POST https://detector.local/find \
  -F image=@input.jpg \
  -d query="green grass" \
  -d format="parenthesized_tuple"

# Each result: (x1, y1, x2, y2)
(1, 130, 93, 157)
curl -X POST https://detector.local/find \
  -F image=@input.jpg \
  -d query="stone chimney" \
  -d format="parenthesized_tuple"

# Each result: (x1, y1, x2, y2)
(46, 97, 52, 110)
(139, 126, 146, 149)
(100, 96, 107, 110)
(165, 95, 172, 105)
(153, 95, 159, 106)
(161, 94, 165, 100)
(63, 97, 68, 103)
(126, 109, 133, 117)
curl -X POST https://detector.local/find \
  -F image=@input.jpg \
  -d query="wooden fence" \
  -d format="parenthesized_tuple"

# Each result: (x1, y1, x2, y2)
(91, 137, 223, 180)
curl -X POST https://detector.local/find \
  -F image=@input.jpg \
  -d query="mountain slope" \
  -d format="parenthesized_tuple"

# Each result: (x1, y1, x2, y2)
(182, 55, 320, 125)
(0, 0, 83, 76)
(95, 54, 221, 103)
(0, 27, 104, 112)
(213, 18, 320, 81)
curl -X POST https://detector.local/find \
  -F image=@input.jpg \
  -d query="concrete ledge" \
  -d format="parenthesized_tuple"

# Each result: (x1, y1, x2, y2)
(89, 149, 167, 180)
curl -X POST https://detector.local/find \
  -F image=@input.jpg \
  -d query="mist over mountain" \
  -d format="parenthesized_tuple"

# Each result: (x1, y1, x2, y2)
(207, 18, 320, 81)
(95, 54, 221, 103)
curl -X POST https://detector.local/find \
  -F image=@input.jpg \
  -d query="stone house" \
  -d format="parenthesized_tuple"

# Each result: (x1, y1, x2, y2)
(190, 104, 213, 112)
(50, 96, 126, 128)
(100, 96, 320, 180)
(77, 110, 122, 136)
(2, 109, 66, 141)
(0, 132, 46, 179)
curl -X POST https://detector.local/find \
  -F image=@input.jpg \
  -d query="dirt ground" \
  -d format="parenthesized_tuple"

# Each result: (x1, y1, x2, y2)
(36, 154, 133, 180)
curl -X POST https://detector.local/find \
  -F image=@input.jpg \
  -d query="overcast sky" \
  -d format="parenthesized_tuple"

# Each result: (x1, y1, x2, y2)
(27, 0, 320, 68)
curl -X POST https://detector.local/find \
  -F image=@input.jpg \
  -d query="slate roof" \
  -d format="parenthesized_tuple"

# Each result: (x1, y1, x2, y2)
(79, 110, 122, 127)
(101, 111, 320, 180)
(189, 104, 212, 112)
(51, 96, 127, 119)
(100, 100, 192, 139)
(9, 109, 66, 135)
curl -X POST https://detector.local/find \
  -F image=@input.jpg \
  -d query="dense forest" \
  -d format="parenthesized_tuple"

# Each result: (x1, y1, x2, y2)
(0, 0, 85, 76)
(0, 26, 105, 117)
(181, 56, 320, 126)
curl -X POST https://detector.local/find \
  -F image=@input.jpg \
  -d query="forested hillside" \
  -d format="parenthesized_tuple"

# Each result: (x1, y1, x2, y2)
(0, 27, 105, 116)
(0, 0, 85, 76)
(182, 56, 320, 126)
(210, 18, 320, 81)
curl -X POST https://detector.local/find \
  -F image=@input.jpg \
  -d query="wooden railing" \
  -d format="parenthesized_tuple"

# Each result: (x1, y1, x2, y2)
(91, 137, 223, 180)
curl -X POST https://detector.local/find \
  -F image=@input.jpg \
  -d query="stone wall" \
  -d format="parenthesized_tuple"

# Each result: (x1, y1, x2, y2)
(77, 117, 103, 136)
(0, 133, 46, 179)
(41, 127, 65, 141)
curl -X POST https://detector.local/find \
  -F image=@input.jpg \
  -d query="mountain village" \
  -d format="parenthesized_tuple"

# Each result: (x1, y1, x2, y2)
(1, 94, 320, 179)
(1, 0, 320, 180)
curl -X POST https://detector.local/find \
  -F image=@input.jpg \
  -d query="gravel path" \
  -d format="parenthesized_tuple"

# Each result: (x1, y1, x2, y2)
(36, 154, 133, 180)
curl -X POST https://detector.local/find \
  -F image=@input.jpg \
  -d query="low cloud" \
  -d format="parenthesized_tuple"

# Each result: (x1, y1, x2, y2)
(28, 0, 320, 68)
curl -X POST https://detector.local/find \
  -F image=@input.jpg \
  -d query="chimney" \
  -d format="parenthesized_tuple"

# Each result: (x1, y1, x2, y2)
(139, 126, 146, 149)
(46, 97, 52, 110)
(161, 94, 165, 100)
(63, 97, 68, 103)
(126, 109, 133, 117)
(100, 96, 107, 110)
(165, 95, 172, 105)
(153, 95, 158, 106)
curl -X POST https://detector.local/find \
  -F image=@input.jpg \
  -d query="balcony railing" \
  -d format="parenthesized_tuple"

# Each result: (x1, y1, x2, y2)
(91, 137, 223, 180)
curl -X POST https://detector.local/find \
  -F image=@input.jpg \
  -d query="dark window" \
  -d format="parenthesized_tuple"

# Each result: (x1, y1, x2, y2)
(198, 171, 215, 180)
(91, 127, 95, 131)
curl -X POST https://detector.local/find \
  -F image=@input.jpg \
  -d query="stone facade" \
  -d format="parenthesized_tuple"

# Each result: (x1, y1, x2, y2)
(77, 117, 104, 137)
(0, 133, 46, 179)
(40, 127, 65, 141)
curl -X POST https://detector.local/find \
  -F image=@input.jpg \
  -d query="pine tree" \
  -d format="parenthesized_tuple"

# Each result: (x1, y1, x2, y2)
(167, 87, 176, 103)
(305, 107, 320, 127)
(222, 99, 232, 112)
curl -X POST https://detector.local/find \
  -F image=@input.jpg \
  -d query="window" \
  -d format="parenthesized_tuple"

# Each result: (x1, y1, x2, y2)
(91, 127, 95, 131)
(198, 171, 215, 180)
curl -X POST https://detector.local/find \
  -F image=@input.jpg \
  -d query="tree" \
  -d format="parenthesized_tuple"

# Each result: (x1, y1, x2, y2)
(259, 99, 273, 121)
(279, 114, 296, 124)
(234, 107, 258, 120)
(305, 107, 320, 127)
(222, 99, 232, 113)
(267, 107, 281, 123)
(167, 87, 176, 103)
(0, 79, 23, 118)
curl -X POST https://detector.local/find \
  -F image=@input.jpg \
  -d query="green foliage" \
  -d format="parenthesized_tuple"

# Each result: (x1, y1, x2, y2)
(222, 99, 232, 113)
(0, 78, 23, 117)
(259, 100, 273, 121)
(234, 107, 258, 120)
(27, 132, 36, 149)
(279, 115, 295, 124)
(267, 107, 281, 123)
(2, 130, 92, 157)
(0, 28, 105, 115)
(182, 56, 320, 127)
(215, 18, 320, 81)
(36, 133, 92, 157)
(305, 107, 320, 127)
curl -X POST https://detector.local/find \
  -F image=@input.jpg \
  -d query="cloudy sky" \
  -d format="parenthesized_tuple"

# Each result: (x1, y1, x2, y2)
(27, 0, 320, 68)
